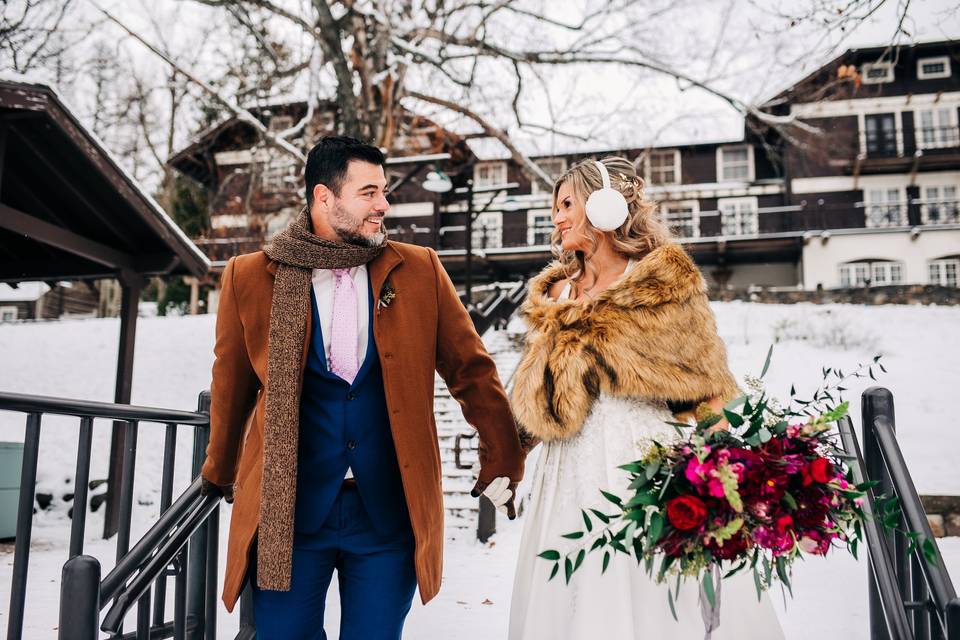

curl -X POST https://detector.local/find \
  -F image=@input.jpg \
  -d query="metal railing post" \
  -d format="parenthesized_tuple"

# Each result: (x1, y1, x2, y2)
(6, 413, 41, 640)
(863, 387, 895, 640)
(68, 417, 94, 559)
(237, 583, 256, 640)
(477, 496, 496, 543)
(58, 555, 100, 640)
(187, 392, 211, 638)
(947, 599, 960, 639)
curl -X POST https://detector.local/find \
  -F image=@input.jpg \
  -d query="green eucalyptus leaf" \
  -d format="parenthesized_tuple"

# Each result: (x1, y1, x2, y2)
(703, 570, 716, 609)
(760, 344, 773, 379)
(538, 550, 560, 561)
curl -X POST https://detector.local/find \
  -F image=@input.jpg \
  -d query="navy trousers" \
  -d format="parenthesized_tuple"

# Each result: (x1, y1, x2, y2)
(252, 485, 417, 639)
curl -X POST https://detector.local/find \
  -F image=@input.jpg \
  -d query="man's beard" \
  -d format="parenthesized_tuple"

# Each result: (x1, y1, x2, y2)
(331, 202, 386, 247)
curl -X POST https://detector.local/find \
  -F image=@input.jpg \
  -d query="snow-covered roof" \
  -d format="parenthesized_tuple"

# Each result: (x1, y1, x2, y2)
(0, 282, 50, 302)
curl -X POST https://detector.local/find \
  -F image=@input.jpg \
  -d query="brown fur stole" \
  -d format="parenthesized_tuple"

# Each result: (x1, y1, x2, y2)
(510, 243, 739, 442)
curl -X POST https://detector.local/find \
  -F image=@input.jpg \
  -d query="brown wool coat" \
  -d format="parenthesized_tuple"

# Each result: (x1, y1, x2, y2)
(202, 241, 524, 611)
(510, 243, 740, 442)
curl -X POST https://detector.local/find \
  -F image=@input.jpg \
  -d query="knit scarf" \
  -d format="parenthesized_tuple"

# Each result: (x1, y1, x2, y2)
(258, 207, 384, 590)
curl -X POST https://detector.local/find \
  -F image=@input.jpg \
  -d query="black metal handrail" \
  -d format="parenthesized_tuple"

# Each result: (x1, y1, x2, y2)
(838, 387, 960, 639)
(469, 280, 526, 337)
(0, 389, 220, 640)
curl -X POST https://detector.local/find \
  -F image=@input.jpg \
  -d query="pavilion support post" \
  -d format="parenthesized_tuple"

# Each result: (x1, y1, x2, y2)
(103, 271, 144, 539)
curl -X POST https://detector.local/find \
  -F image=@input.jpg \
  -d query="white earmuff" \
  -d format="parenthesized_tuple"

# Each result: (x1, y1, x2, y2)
(584, 160, 629, 231)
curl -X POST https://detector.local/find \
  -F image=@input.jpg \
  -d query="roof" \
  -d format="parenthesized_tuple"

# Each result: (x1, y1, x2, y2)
(0, 76, 210, 283)
(0, 282, 50, 302)
(763, 38, 960, 107)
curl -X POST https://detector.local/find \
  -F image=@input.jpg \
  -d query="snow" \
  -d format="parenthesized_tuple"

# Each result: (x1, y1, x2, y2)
(0, 283, 50, 303)
(0, 300, 958, 638)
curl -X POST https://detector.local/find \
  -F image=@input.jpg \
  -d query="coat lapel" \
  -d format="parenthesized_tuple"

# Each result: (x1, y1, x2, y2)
(369, 242, 404, 330)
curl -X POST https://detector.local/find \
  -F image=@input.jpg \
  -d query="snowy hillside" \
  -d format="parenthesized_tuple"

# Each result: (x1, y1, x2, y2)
(0, 301, 958, 638)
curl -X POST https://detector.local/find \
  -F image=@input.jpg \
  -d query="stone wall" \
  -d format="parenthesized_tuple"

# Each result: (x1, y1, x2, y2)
(921, 495, 960, 538)
(709, 285, 960, 306)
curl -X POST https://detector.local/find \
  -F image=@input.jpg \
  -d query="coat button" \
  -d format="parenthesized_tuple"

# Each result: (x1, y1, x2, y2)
(347, 391, 356, 401)
(384, 352, 393, 359)
(347, 440, 357, 450)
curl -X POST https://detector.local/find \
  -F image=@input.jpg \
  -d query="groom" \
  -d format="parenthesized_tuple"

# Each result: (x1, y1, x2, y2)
(201, 136, 524, 639)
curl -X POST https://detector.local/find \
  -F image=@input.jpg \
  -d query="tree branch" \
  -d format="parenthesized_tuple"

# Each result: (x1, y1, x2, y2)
(406, 90, 553, 191)
(92, 1, 306, 163)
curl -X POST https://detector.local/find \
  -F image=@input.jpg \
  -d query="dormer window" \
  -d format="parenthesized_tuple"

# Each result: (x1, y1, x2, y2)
(917, 56, 951, 80)
(269, 115, 294, 132)
(474, 161, 507, 189)
(861, 62, 894, 84)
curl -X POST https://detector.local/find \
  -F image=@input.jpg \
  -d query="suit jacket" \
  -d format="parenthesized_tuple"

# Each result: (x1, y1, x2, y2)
(202, 241, 524, 611)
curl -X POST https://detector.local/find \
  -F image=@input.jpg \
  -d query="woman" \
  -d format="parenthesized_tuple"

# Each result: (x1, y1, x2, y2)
(508, 157, 784, 639)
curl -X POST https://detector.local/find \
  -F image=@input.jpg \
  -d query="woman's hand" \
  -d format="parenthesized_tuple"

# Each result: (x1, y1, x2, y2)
(702, 397, 730, 435)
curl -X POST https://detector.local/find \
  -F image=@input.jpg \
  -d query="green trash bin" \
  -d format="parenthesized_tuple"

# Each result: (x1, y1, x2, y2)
(0, 442, 24, 540)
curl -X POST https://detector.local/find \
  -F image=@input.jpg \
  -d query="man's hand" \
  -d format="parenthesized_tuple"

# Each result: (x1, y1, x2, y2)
(201, 478, 234, 504)
(471, 476, 519, 520)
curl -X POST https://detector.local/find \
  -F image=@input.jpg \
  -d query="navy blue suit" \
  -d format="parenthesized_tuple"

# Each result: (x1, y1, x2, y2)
(252, 280, 416, 639)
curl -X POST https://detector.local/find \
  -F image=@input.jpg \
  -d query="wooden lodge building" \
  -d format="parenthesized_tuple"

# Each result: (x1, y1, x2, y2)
(169, 39, 960, 309)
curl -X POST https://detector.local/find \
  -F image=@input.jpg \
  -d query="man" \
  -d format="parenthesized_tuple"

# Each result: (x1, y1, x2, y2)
(201, 136, 524, 639)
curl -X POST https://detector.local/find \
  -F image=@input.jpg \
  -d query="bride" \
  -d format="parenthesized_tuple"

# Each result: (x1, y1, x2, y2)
(507, 156, 784, 639)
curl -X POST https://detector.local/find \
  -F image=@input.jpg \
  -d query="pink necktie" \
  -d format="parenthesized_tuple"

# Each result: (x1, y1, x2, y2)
(328, 268, 359, 384)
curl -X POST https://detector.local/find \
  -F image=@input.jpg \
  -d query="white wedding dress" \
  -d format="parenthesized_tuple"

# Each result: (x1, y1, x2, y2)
(508, 270, 785, 640)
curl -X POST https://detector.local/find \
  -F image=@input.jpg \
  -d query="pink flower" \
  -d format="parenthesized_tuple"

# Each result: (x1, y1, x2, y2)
(707, 478, 727, 499)
(685, 457, 715, 486)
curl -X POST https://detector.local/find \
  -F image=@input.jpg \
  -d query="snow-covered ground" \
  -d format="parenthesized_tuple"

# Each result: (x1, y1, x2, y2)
(1, 301, 958, 638)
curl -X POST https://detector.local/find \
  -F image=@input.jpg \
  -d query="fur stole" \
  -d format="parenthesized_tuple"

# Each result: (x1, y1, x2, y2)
(510, 243, 739, 442)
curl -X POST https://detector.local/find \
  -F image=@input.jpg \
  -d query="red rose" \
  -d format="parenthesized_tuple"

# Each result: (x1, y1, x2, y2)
(775, 514, 794, 535)
(666, 495, 708, 531)
(809, 458, 833, 484)
(705, 531, 752, 560)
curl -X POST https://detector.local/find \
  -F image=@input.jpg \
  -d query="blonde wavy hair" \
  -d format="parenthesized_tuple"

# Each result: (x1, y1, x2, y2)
(550, 155, 673, 286)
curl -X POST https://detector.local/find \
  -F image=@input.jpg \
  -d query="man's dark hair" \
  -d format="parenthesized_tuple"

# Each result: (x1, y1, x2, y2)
(304, 136, 386, 206)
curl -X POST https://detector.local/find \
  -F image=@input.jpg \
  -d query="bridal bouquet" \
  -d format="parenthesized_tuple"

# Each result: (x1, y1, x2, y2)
(539, 348, 935, 620)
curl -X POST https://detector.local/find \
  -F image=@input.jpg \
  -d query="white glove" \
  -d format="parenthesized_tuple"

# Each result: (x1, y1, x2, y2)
(471, 476, 518, 519)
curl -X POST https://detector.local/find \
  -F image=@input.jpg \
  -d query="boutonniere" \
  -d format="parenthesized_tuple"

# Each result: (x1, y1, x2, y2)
(378, 281, 397, 311)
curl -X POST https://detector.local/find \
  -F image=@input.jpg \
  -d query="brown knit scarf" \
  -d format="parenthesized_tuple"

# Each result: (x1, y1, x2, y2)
(258, 207, 384, 590)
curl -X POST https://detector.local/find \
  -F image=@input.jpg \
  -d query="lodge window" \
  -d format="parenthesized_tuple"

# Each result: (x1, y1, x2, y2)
(917, 56, 951, 80)
(928, 259, 959, 287)
(864, 188, 906, 227)
(864, 113, 898, 157)
(646, 149, 681, 185)
(661, 200, 700, 238)
(268, 115, 294, 132)
(717, 145, 754, 182)
(0, 306, 17, 322)
(862, 62, 894, 84)
(915, 108, 960, 150)
(261, 159, 299, 191)
(918, 185, 960, 224)
(718, 197, 758, 236)
(527, 209, 553, 245)
(531, 158, 567, 194)
(472, 211, 503, 249)
(839, 261, 904, 287)
(473, 162, 508, 189)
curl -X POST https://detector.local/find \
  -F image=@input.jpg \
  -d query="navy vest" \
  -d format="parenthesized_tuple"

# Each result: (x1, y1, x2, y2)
(293, 278, 411, 536)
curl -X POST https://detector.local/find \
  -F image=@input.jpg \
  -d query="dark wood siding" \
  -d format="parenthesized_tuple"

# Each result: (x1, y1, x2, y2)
(784, 116, 860, 178)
